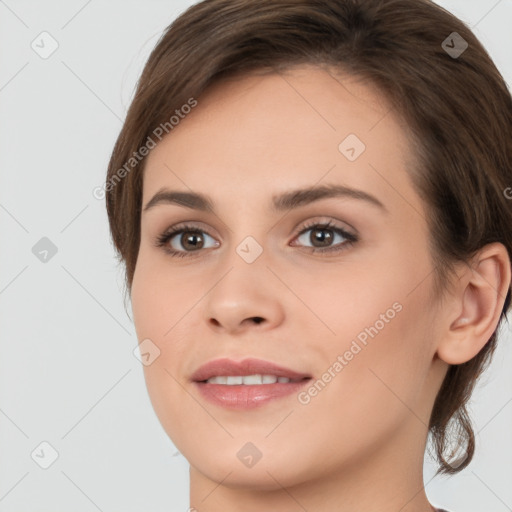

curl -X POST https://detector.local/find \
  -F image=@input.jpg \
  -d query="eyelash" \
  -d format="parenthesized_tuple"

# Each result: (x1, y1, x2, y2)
(154, 219, 358, 259)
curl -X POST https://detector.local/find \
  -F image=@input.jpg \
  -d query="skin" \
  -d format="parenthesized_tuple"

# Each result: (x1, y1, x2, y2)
(130, 64, 510, 512)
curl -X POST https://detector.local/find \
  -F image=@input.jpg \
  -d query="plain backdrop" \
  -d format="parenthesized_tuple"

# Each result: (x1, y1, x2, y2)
(0, 1, 511, 511)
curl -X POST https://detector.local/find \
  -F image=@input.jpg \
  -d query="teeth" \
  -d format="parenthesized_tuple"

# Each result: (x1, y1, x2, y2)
(206, 374, 291, 385)
(244, 374, 263, 384)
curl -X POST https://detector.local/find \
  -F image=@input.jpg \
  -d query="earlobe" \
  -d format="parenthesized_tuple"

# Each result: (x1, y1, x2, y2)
(436, 243, 511, 365)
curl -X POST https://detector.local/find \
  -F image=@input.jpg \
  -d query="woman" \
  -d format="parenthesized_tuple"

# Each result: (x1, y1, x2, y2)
(105, 0, 512, 510)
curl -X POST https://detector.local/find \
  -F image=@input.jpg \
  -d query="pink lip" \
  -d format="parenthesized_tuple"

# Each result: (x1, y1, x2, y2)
(191, 357, 312, 410)
(190, 357, 311, 382)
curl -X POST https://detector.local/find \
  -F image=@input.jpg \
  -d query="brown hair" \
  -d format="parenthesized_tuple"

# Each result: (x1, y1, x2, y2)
(105, 0, 512, 475)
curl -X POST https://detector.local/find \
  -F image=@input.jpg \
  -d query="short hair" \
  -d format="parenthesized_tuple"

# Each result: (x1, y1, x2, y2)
(105, 0, 512, 475)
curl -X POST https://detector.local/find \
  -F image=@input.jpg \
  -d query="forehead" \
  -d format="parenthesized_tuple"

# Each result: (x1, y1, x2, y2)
(142, 64, 421, 218)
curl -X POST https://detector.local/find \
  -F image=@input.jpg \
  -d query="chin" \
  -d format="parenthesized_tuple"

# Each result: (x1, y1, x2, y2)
(186, 441, 321, 491)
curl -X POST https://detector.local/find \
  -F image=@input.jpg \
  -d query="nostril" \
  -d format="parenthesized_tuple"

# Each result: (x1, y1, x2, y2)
(251, 317, 264, 324)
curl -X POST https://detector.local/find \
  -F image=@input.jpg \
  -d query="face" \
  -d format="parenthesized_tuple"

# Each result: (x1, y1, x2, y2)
(131, 65, 444, 490)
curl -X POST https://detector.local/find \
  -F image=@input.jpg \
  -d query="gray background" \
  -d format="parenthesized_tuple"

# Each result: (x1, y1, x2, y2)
(0, 1, 511, 511)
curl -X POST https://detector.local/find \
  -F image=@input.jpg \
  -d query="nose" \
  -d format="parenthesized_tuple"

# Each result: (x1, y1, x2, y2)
(210, 314, 265, 329)
(202, 263, 286, 335)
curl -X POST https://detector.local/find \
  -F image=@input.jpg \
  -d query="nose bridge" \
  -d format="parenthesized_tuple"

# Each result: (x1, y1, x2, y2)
(200, 231, 286, 333)
(218, 201, 273, 268)
(215, 232, 271, 294)
(234, 232, 266, 266)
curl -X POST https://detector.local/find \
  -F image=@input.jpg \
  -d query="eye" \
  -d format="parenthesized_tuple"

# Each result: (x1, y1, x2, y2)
(154, 219, 358, 258)
(291, 219, 358, 254)
(155, 223, 219, 258)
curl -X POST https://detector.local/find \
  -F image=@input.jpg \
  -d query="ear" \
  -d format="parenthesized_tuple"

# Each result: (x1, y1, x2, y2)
(436, 243, 511, 365)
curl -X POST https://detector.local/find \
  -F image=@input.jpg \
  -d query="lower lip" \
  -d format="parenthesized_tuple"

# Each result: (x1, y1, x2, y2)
(193, 380, 311, 410)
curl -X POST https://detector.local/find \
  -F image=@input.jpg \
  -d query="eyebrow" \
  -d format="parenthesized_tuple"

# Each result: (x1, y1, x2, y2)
(142, 183, 388, 214)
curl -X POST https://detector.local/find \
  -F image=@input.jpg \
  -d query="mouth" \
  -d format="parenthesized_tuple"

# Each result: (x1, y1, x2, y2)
(191, 357, 312, 410)
(201, 374, 306, 385)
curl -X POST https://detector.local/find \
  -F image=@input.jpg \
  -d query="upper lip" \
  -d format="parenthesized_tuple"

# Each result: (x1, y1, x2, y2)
(190, 357, 312, 382)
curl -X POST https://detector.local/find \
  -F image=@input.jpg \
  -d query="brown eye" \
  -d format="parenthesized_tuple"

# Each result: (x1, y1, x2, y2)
(293, 221, 357, 254)
(179, 231, 205, 251)
(307, 227, 335, 248)
(155, 220, 357, 259)
(155, 223, 219, 257)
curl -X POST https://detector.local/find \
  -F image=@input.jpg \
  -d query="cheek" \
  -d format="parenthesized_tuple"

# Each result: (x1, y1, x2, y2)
(290, 298, 434, 478)
(289, 260, 401, 345)
(130, 253, 199, 393)
(130, 249, 194, 341)
(300, 247, 436, 412)
(131, 261, 196, 449)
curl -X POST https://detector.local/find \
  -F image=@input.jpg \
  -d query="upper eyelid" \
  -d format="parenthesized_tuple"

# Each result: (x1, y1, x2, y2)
(160, 219, 357, 246)
(163, 218, 355, 237)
